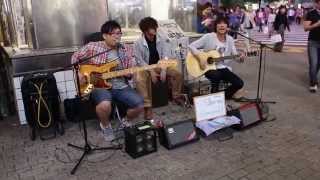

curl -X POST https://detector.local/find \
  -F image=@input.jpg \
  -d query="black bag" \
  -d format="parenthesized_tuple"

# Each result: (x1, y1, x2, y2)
(64, 97, 96, 122)
(21, 73, 64, 140)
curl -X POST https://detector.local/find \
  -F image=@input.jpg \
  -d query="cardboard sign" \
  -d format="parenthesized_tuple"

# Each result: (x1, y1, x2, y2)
(193, 92, 226, 122)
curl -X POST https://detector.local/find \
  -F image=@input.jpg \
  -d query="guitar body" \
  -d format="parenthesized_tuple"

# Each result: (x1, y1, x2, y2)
(79, 61, 118, 95)
(186, 50, 220, 78)
(77, 60, 177, 96)
(186, 49, 259, 79)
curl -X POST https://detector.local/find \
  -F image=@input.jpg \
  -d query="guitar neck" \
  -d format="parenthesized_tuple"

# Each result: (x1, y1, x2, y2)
(214, 55, 240, 62)
(101, 64, 158, 79)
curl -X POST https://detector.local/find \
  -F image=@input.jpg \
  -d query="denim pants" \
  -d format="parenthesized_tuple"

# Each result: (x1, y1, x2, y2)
(90, 86, 144, 108)
(307, 40, 320, 86)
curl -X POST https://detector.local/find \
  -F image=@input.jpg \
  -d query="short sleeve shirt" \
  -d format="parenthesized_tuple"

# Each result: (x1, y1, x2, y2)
(305, 9, 320, 41)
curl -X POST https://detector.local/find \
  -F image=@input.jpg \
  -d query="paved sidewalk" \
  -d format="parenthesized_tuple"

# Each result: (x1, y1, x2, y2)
(1, 51, 320, 180)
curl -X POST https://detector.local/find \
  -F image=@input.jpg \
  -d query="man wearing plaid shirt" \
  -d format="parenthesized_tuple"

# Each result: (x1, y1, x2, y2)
(71, 20, 143, 142)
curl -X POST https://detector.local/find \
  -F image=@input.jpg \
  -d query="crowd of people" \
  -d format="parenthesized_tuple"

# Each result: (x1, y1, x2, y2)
(197, 1, 320, 93)
(197, 3, 307, 34)
(197, 3, 309, 51)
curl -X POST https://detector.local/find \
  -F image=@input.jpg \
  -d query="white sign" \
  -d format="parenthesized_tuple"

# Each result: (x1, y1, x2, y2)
(158, 19, 185, 40)
(193, 92, 226, 122)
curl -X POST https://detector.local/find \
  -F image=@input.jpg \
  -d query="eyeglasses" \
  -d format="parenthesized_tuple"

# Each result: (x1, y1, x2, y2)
(108, 32, 123, 37)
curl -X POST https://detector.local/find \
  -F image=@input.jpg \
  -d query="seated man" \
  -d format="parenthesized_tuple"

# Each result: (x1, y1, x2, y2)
(188, 16, 245, 99)
(71, 20, 144, 142)
(134, 17, 183, 120)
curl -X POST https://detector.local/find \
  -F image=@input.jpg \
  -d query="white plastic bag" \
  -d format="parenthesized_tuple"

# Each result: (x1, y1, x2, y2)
(270, 34, 282, 43)
(263, 26, 269, 34)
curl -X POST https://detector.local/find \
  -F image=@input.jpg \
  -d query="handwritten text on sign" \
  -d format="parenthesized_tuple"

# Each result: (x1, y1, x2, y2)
(193, 92, 226, 122)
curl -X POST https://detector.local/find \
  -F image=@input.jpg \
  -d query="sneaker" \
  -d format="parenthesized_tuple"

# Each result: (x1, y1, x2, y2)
(309, 85, 317, 93)
(100, 123, 115, 142)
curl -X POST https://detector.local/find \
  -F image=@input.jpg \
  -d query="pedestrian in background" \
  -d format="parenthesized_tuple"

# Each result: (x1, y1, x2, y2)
(303, 0, 320, 92)
(241, 7, 255, 51)
(268, 8, 276, 37)
(273, 6, 290, 52)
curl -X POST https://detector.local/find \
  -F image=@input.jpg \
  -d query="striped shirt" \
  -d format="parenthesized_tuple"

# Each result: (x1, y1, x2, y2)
(71, 41, 134, 89)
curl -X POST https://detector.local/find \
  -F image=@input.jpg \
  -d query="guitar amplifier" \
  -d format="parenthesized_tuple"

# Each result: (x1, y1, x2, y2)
(227, 102, 262, 129)
(124, 121, 157, 158)
(158, 119, 199, 149)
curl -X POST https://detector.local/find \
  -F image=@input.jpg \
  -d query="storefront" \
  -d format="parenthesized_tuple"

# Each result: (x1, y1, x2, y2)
(0, 0, 210, 124)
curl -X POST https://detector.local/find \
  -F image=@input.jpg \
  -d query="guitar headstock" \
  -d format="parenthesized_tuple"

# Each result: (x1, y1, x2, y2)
(234, 49, 260, 63)
(158, 59, 178, 67)
(245, 50, 260, 57)
(238, 49, 260, 58)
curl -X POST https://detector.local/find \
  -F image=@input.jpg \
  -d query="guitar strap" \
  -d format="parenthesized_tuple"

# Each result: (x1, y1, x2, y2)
(118, 45, 131, 69)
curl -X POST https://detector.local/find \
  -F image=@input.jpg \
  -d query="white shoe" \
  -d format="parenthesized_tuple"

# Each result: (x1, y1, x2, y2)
(100, 123, 115, 142)
(309, 85, 317, 93)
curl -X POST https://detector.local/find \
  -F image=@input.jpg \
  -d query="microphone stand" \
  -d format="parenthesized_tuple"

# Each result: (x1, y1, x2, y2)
(232, 30, 276, 104)
(177, 43, 193, 108)
(178, 43, 187, 87)
(66, 48, 122, 175)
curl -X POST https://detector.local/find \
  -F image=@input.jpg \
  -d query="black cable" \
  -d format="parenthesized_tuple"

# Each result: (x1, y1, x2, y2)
(85, 149, 118, 164)
(55, 119, 123, 164)
(55, 147, 78, 164)
(54, 146, 119, 164)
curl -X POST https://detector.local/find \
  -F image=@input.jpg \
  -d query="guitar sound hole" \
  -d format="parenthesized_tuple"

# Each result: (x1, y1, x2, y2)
(207, 57, 214, 64)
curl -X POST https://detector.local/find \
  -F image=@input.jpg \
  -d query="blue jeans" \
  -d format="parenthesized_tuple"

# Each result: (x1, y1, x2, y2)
(90, 87, 144, 108)
(307, 40, 320, 86)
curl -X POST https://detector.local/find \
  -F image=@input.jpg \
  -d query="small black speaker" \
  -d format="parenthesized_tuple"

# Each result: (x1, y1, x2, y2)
(124, 121, 157, 158)
(158, 119, 199, 149)
(228, 102, 262, 129)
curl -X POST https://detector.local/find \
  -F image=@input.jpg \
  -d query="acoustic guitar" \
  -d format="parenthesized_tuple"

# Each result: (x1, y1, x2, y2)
(186, 50, 258, 78)
(78, 59, 177, 96)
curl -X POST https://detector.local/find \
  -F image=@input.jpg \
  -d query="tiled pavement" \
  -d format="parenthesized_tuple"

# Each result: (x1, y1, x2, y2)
(1, 51, 320, 180)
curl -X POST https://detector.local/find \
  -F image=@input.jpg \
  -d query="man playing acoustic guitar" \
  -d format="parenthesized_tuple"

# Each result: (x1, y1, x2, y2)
(71, 20, 144, 142)
(188, 16, 245, 99)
